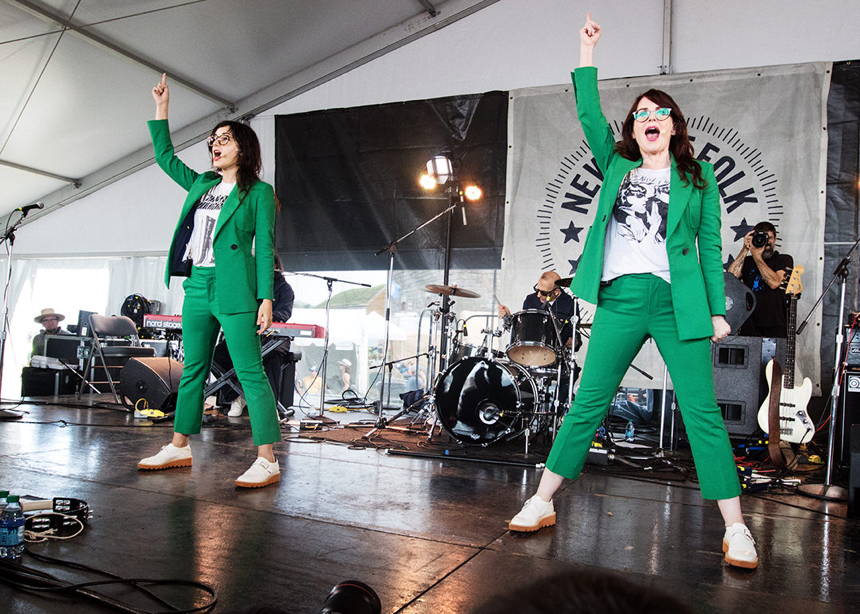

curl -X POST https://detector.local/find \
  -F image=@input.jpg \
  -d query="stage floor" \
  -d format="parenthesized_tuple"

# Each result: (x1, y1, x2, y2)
(0, 396, 858, 613)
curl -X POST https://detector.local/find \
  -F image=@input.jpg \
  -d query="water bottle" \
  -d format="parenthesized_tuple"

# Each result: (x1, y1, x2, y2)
(0, 495, 25, 562)
(625, 421, 635, 442)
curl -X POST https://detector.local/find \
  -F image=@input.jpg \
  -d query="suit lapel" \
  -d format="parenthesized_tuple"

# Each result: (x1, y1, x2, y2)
(600, 157, 641, 220)
(667, 156, 692, 238)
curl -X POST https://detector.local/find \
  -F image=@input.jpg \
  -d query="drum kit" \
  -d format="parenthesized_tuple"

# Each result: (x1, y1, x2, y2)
(418, 281, 582, 449)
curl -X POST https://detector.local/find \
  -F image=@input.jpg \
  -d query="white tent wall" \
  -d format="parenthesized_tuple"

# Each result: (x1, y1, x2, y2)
(4, 0, 860, 396)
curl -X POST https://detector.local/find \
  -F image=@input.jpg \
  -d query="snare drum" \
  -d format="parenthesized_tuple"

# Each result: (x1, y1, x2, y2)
(506, 309, 559, 367)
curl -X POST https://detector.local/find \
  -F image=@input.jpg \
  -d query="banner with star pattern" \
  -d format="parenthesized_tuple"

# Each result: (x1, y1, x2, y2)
(503, 63, 829, 391)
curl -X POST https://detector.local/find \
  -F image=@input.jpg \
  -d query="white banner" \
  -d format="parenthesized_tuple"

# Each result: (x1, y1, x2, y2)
(503, 62, 830, 393)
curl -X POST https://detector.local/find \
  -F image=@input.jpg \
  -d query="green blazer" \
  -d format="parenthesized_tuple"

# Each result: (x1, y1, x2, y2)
(148, 119, 275, 314)
(570, 67, 725, 341)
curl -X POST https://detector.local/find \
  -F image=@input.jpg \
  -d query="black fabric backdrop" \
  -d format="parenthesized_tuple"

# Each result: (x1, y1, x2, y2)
(823, 60, 860, 393)
(274, 91, 508, 271)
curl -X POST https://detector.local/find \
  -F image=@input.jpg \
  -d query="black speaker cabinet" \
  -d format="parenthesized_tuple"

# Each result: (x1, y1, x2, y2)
(838, 377, 860, 467)
(120, 357, 183, 410)
(849, 424, 859, 518)
(710, 336, 785, 438)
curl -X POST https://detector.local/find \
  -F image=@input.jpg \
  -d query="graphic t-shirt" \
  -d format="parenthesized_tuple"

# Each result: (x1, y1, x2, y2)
(185, 181, 234, 267)
(602, 166, 672, 283)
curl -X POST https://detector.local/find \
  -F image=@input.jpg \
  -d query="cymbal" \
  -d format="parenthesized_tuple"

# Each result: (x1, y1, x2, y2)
(425, 284, 481, 298)
(555, 276, 573, 288)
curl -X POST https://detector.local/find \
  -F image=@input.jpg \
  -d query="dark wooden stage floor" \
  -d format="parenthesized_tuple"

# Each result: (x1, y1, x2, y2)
(1, 397, 858, 613)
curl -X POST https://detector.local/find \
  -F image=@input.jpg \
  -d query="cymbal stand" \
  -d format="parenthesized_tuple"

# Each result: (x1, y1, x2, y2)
(286, 271, 370, 417)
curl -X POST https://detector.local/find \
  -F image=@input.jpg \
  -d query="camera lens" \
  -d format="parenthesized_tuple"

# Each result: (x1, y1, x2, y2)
(321, 580, 381, 614)
(751, 232, 769, 248)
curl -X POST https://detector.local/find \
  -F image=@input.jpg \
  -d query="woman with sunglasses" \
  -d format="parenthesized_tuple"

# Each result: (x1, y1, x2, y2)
(508, 14, 758, 569)
(138, 74, 281, 488)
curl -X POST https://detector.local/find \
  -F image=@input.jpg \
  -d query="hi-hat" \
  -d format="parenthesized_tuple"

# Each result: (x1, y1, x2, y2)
(555, 277, 573, 288)
(425, 284, 481, 298)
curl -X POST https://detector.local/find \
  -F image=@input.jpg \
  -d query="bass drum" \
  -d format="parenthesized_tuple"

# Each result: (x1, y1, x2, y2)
(434, 357, 537, 445)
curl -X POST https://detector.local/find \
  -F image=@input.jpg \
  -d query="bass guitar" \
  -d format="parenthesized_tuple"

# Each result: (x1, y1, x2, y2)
(756, 266, 814, 444)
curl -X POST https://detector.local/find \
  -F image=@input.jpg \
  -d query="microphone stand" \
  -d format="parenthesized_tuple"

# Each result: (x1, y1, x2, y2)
(287, 272, 371, 416)
(0, 210, 30, 418)
(368, 188, 463, 434)
(794, 239, 860, 501)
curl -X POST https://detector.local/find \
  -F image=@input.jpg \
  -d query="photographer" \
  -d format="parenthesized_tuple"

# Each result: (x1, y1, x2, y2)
(728, 221, 793, 337)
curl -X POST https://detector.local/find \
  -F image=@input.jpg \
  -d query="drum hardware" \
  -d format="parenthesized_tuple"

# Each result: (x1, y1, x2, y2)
(365, 351, 432, 439)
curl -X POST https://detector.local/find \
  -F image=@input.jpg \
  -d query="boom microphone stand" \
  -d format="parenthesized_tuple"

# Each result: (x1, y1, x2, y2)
(0, 206, 41, 418)
(288, 272, 370, 416)
(794, 240, 860, 501)
(368, 185, 464, 435)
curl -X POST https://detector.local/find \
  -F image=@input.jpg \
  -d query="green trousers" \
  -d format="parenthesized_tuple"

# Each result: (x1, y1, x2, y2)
(546, 274, 741, 500)
(174, 267, 281, 446)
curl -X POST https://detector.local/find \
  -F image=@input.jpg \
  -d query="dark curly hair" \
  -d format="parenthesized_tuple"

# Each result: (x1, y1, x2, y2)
(208, 120, 262, 195)
(616, 89, 706, 190)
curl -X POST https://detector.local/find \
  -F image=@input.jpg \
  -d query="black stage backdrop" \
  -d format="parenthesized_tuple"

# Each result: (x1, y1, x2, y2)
(822, 60, 860, 393)
(274, 92, 508, 271)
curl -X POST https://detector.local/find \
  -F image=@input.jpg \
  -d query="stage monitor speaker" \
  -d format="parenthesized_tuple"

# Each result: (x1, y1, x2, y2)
(120, 357, 183, 410)
(710, 336, 784, 438)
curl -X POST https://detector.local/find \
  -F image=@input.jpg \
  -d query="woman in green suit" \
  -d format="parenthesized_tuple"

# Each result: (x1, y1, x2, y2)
(138, 74, 281, 488)
(508, 15, 758, 569)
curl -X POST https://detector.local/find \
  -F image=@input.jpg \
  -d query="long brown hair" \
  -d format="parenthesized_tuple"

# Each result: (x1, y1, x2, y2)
(616, 89, 706, 189)
(208, 120, 262, 195)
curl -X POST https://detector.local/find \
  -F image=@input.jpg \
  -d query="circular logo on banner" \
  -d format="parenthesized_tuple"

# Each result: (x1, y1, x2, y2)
(538, 116, 780, 279)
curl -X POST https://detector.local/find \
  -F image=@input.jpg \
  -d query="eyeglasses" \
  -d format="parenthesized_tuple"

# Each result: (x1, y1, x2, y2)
(207, 133, 235, 147)
(631, 107, 672, 123)
(533, 285, 558, 298)
(41, 317, 59, 323)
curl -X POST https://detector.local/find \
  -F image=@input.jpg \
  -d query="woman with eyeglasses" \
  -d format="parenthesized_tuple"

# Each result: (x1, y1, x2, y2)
(138, 74, 281, 488)
(508, 15, 758, 569)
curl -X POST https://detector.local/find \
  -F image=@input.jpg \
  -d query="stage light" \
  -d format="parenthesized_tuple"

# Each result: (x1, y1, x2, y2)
(463, 185, 482, 201)
(419, 156, 453, 189)
(419, 173, 437, 190)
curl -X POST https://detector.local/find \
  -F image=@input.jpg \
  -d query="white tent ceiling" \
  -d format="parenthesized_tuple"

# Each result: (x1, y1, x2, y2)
(0, 0, 499, 219)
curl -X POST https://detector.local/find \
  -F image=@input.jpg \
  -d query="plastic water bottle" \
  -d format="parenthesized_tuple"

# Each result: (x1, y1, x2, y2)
(0, 491, 8, 559)
(625, 421, 635, 442)
(0, 495, 25, 562)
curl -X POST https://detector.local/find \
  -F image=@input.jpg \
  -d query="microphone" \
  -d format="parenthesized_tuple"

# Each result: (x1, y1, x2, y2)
(462, 322, 468, 337)
(16, 202, 44, 214)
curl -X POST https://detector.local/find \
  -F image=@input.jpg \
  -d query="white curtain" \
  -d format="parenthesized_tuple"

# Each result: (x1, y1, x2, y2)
(3, 255, 184, 399)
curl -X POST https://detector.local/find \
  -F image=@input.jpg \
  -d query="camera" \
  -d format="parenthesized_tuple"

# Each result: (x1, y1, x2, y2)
(751, 231, 770, 248)
(320, 580, 381, 614)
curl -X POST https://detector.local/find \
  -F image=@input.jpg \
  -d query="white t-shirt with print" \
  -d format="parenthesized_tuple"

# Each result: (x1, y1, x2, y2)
(185, 181, 235, 267)
(601, 166, 672, 283)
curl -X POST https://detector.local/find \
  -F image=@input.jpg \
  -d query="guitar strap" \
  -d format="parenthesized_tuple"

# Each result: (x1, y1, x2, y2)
(767, 359, 786, 469)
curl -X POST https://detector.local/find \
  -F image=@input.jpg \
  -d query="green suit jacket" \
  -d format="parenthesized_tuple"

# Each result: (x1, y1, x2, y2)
(570, 67, 725, 341)
(148, 119, 275, 314)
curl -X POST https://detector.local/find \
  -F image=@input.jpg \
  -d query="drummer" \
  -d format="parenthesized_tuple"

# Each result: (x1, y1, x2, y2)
(498, 271, 580, 351)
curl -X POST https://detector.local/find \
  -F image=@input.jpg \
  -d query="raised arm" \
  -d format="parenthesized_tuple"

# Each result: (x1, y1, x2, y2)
(572, 14, 615, 174)
(580, 12, 601, 67)
(148, 73, 199, 191)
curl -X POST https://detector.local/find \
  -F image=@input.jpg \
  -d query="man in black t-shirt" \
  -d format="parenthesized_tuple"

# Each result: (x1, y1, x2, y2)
(728, 221, 794, 338)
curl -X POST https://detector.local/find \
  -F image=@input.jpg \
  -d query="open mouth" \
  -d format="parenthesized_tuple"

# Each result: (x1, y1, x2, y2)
(644, 126, 660, 142)
(213, 149, 222, 162)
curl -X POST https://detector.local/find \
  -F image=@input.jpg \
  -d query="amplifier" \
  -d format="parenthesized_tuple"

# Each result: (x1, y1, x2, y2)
(845, 326, 860, 367)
